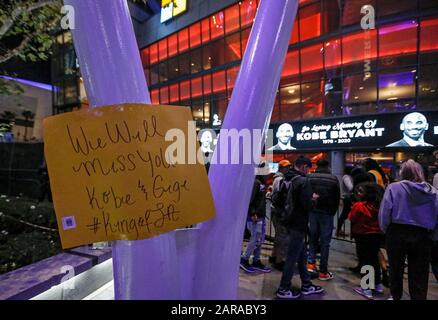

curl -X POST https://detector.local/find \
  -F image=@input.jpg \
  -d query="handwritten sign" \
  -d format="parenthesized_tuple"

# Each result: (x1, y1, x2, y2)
(43, 104, 215, 249)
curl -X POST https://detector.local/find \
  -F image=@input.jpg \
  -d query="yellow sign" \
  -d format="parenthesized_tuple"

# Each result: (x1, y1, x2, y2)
(161, 0, 187, 23)
(44, 104, 215, 249)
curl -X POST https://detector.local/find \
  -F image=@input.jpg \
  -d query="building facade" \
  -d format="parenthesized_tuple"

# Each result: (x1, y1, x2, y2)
(139, 0, 438, 129)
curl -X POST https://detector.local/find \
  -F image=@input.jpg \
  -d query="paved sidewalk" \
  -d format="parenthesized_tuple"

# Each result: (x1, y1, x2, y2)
(238, 239, 438, 300)
(85, 239, 438, 300)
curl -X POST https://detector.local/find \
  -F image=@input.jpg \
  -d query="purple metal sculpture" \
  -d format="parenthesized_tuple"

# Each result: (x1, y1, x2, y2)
(193, 0, 299, 299)
(64, 0, 180, 299)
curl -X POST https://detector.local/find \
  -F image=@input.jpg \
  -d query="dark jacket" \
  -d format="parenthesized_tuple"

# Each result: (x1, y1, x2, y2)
(247, 177, 266, 220)
(308, 168, 340, 215)
(283, 168, 313, 232)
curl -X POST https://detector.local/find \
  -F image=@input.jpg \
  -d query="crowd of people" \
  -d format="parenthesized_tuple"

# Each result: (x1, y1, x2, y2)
(240, 156, 438, 300)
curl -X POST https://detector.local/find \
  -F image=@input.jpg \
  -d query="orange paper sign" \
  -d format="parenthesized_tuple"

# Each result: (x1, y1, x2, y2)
(43, 104, 215, 249)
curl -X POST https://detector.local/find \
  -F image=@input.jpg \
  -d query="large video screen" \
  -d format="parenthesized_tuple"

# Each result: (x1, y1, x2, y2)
(268, 111, 438, 151)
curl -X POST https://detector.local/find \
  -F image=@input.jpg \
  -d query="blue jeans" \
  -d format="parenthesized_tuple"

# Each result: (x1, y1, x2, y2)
(308, 211, 334, 273)
(279, 229, 312, 290)
(243, 218, 266, 261)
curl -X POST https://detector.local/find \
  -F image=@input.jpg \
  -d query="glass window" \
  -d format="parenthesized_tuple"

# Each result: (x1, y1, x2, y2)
(190, 47, 202, 74)
(224, 33, 241, 63)
(191, 100, 204, 125)
(159, 62, 168, 83)
(324, 78, 343, 116)
(150, 43, 158, 64)
(180, 80, 191, 101)
(151, 89, 159, 104)
(211, 11, 224, 40)
(342, 73, 377, 115)
(203, 39, 225, 70)
(225, 5, 240, 34)
(149, 64, 159, 85)
(160, 86, 169, 104)
(378, 68, 416, 112)
(226, 66, 240, 94)
(211, 99, 227, 123)
(420, 0, 438, 9)
(158, 38, 168, 61)
(379, 20, 418, 67)
(378, 0, 417, 18)
(282, 50, 300, 78)
(341, 0, 376, 27)
(420, 18, 438, 64)
(189, 23, 201, 49)
(280, 84, 301, 121)
(168, 33, 178, 57)
(201, 18, 210, 43)
(299, 3, 321, 41)
(342, 30, 377, 67)
(140, 48, 149, 67)
(203, 74, 212, 95)
(289, 21, 299, 45)
(212, 70, 226, 93)
(301, 81, 324, 119)
(191, 77, 203, 99)
(168, 57, 179, 80)
(169, 84, 179, 103)
(144, 68, 150, 85)
(322, 0, 341, 34)
(179, 52, 190, 76)
(240, 0, 257, 28)
(241, 28, 251, 55)
(272, 93, 281, 123)
(178, 28, 189, 53)
(300, 44, 323, 74)
(418, 64, 438, 110)
(324, 38, 341, 69)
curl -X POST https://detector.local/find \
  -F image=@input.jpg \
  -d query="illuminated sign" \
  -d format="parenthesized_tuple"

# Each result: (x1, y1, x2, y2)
(268, 111, 438, 151)
(161, 0, 187, 23)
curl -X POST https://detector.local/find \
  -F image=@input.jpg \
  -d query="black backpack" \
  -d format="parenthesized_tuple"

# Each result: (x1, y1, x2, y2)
(274, 175, 300, 225)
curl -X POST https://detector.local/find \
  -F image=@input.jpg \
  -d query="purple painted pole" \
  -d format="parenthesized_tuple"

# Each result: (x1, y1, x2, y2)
(64, 0, 180, 299)
(193, 0, 299, 299)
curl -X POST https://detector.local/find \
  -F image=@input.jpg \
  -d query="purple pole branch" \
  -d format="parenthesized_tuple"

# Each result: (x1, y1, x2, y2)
(64, 0, 180, 299)
(193, 0, 299, 299)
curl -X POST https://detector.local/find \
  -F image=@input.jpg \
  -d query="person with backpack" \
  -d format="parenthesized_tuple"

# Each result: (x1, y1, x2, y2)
(270, 159, 292, 270)
(240, 173, 272, 274)
(307, 160, 340, 281)
(276, 156, 324, 299)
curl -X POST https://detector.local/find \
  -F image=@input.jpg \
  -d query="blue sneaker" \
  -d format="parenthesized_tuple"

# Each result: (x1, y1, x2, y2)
(240, 258, 255, 273)
(252, 260, 271, 273)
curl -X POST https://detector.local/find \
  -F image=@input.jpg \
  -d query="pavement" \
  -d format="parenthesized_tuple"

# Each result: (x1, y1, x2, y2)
(84, 238, 438, 300)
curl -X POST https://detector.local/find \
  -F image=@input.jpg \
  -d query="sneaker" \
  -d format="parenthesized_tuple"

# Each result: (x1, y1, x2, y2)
(240, 258, 255, 273)
(319, 271, 334, 281)
(373, 283, 384, 294)
(276, 288, 301, 299)
(354, 287, 373, 300)
(301, 284, 325, 295)
(387, 295, 394, 300)
(307, 262, 317, 272)
(252, 260, 272, 273)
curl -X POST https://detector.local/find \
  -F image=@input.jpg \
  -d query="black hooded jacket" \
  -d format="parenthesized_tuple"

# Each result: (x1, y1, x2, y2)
(308, 168, 340, 215)
(283, 168, 313, 232)
(247, 176, 266, 219)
